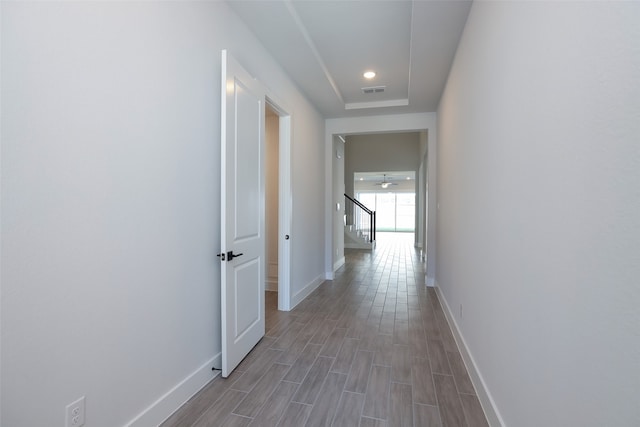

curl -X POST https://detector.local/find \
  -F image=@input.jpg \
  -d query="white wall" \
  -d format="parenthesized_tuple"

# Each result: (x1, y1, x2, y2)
(0, 2, 325, 426)
(332, 136, 345, 271)
(436, 2, 640, 426)
(289, 108, 326, 304)
(344, 132, 420, 199)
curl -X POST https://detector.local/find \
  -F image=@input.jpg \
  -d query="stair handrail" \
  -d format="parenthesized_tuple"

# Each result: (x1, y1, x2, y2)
(344, 193, 376, 243)
(344, 193, 372, 215)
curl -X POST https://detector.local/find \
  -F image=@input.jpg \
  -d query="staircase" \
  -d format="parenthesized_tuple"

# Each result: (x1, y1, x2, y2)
(344, 194, 376, 251)
(344, 225, 376, 250)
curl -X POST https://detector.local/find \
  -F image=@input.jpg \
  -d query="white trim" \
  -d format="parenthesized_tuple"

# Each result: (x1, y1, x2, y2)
(434, 285, 505, 427)
(345, 99, 409, 110)
(125, 355, 220, 427)
(426, 275, 436, 287)
(291, 274, 324, 309)
(333, 256, 345, 272)
(324, 112, 438, 293)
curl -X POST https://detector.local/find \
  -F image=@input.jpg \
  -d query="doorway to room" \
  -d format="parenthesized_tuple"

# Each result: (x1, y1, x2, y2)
(265, 98, 293, 311)
(265, 105, 279, 294)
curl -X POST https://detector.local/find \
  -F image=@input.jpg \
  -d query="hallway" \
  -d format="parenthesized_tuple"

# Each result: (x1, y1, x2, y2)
(162, 233, 489, 426)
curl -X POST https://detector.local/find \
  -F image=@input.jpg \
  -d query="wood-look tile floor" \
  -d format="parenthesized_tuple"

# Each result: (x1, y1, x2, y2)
(162, 233, 489, 427)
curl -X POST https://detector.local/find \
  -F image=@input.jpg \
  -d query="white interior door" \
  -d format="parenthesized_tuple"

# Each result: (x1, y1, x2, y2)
(220, 50, 266, 377)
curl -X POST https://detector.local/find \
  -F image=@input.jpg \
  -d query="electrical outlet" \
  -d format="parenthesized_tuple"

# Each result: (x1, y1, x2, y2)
(65, 396, 85, 427)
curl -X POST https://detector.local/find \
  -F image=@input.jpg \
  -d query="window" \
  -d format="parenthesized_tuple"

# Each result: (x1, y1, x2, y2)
(357, 192, 415, 232)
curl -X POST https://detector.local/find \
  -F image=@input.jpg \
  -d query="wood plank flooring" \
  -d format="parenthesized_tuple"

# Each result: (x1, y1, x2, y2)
(162, 233, 489, 427)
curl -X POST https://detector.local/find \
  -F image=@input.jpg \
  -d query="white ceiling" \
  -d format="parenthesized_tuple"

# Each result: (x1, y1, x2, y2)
(355, 171, 414, 183)
(227, 0, 472, 118)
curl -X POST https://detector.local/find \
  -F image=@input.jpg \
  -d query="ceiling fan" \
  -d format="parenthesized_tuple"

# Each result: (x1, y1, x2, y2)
(375, 174, 398, 189)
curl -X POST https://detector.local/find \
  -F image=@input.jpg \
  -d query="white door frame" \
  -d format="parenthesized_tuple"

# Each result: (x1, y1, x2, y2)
(324, 113, 438, 284)
(265, 96, 292, 311)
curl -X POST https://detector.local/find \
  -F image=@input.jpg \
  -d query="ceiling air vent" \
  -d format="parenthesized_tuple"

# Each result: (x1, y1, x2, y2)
(362, 86, 386, 94)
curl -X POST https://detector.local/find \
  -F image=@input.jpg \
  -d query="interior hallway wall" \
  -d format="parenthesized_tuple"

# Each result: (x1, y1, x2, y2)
(344, 132, 420, 199)
(332, 136, 345, 271)
(0, 2, 325, 426)
(436, 2, 640, 426)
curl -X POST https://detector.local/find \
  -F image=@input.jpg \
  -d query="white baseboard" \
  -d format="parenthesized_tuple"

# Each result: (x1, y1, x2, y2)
(333, 257, 345, 272)
(434, 285, 505, 427)
(291, 274, 324, 308)
(125, 354, 220, 427)
(426, 275, 436, 287)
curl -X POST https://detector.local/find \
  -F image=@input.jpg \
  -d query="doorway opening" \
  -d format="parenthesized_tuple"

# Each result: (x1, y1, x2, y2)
(328, 128, 432, 285)
(265, 105, 279, 293)
(265, 98, 292, 311)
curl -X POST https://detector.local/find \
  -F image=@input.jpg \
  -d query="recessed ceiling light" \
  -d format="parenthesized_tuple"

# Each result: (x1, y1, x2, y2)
(363, 71, 376, 79)
(406, 177, 411, 180)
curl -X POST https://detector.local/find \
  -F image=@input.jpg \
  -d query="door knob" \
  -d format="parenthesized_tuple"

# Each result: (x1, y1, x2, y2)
(227, 250, 244, 261)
